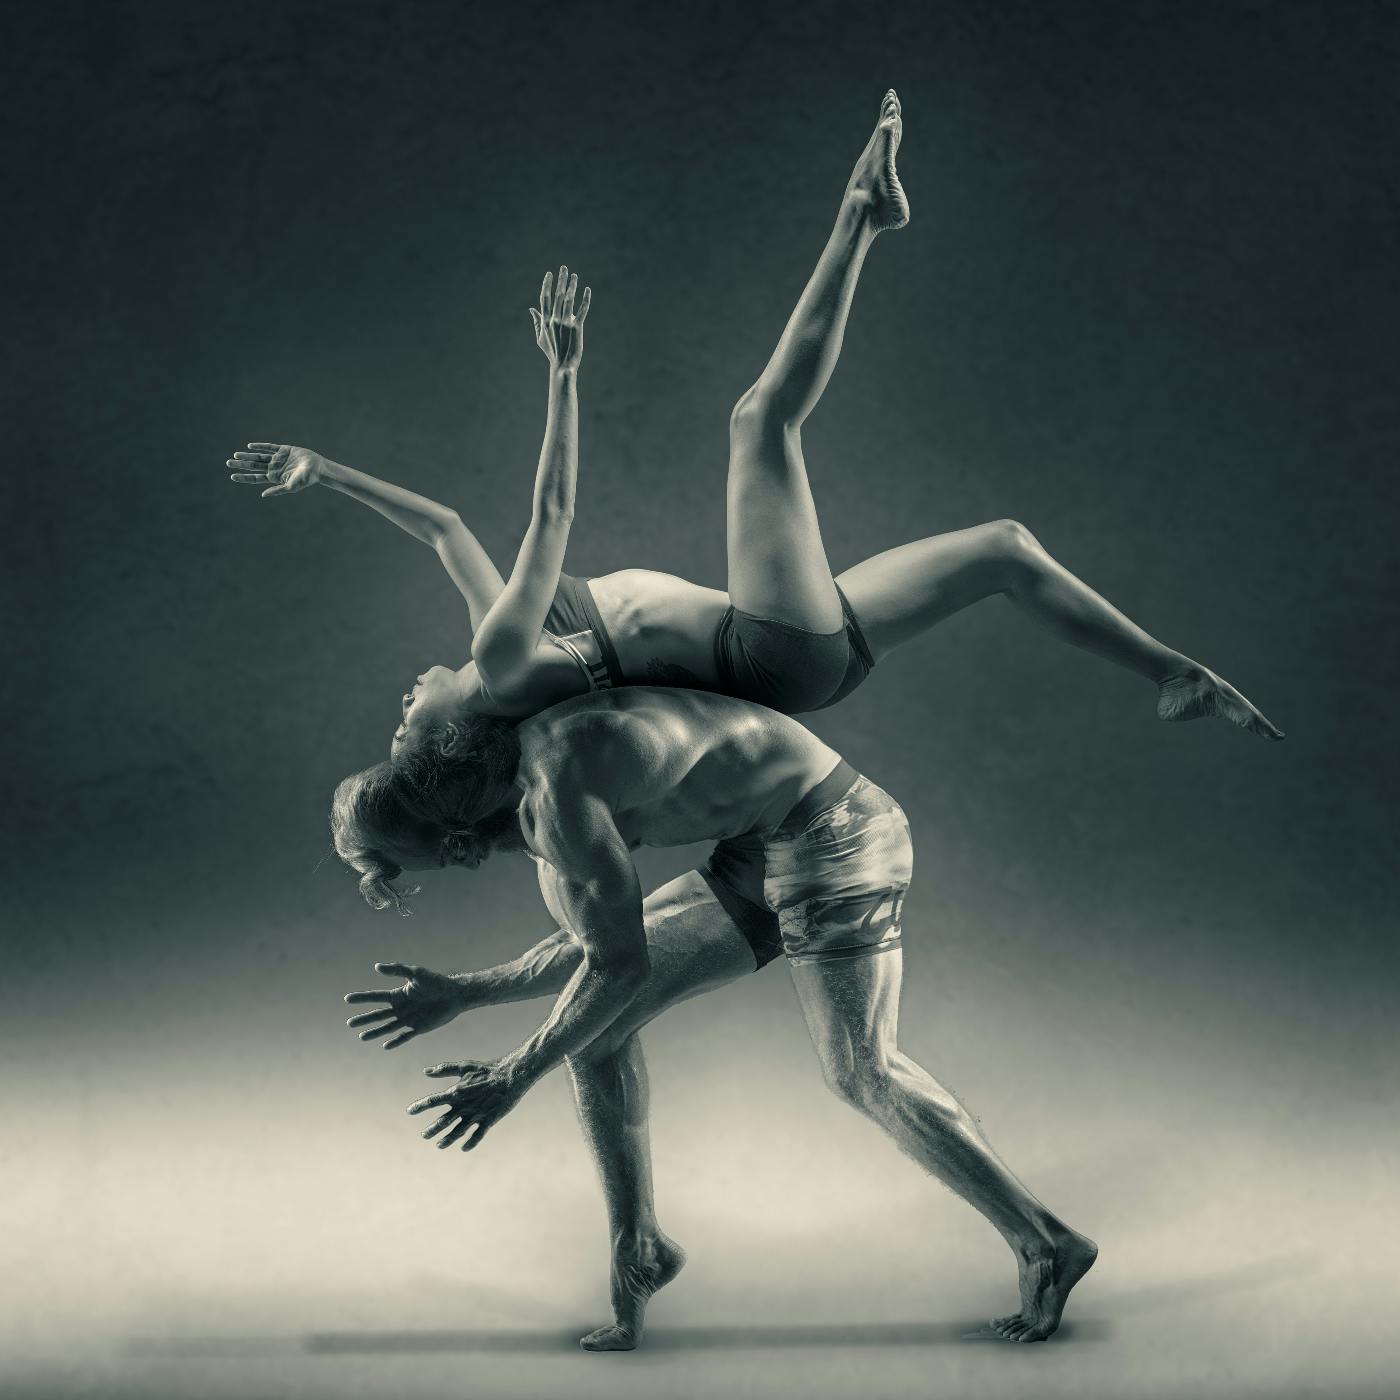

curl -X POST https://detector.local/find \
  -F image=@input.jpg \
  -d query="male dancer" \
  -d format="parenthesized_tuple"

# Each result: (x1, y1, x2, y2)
(340, 685, 1098, 1349)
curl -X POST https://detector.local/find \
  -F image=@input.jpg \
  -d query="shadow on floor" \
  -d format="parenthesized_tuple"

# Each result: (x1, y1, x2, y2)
(127, 1318, 1110, 1357)
(123, 1250, 1317, 1359)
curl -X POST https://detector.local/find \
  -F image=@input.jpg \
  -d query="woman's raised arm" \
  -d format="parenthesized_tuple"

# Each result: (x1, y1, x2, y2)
(228, 444, 506, 636)
(470, 265, 591, 688)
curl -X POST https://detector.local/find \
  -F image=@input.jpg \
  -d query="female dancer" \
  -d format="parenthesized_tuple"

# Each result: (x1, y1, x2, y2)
(228, 91, 1280, 907)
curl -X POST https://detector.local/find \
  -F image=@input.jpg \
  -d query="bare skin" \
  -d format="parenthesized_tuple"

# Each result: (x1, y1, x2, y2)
(346, 689, 1096, 1346)
(231, 90, 1281, 745)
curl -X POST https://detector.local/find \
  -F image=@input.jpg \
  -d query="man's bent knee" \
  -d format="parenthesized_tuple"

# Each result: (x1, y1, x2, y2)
(821, 1051, 894, 1115)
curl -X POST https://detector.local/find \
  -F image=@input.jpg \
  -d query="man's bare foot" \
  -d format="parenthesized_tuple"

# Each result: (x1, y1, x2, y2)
(847, 89, 909, 232)
(988, 1229, 1098, 1343)
(1156, 664, 1284, 740)
(578, 1232, 686, 1352)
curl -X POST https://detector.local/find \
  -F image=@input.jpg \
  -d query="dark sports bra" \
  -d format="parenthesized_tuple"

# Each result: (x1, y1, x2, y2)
(544, 575, 625, 691)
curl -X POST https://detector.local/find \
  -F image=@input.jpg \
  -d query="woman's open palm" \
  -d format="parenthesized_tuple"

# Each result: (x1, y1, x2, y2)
(529, 264, 591, 371)
(227, 443, 325, 497)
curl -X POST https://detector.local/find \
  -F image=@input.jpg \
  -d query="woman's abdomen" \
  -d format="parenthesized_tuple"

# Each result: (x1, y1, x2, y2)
(590, 569, 730, 690)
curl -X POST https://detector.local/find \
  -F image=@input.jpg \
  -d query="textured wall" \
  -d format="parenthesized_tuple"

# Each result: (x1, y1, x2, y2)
(4, 2, 1397, 1396)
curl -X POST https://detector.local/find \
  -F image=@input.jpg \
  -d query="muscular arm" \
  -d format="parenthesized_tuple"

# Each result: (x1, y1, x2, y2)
(345, 928, 584, 1050)
(403, 745, 652, 1150)
(499, 779, 648, 1088)
(454, 927, 582, 1006)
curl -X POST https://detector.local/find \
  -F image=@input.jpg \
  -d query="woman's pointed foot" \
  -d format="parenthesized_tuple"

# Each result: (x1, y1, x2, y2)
(847, 88, 909, 232)
(1156, 665, 1284, 740)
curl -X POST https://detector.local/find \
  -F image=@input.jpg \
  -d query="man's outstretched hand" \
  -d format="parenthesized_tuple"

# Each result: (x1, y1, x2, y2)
(344, 961, 467, 1049)
(408, 1059, 529, 1152)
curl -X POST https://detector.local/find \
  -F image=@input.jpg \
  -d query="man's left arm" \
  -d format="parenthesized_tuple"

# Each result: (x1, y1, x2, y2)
(407, 782, 648, 1151)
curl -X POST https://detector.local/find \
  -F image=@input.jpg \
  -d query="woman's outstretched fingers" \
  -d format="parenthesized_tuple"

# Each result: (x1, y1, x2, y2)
(575, 285, 591, 325)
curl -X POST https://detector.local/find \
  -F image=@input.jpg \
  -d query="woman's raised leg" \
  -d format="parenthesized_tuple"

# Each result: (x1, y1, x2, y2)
(726, 89, 909, 631)
(835, 519, 1283, 738)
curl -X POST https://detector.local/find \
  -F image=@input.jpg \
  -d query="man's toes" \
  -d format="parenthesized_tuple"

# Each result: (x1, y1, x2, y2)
(580, 1325, 637, 1352)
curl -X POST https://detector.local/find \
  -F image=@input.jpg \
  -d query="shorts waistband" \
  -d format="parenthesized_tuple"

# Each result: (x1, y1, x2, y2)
(774, 758, 860, 836)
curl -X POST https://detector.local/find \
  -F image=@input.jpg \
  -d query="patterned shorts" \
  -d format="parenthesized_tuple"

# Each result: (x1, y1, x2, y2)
(705, 760, 913, 968)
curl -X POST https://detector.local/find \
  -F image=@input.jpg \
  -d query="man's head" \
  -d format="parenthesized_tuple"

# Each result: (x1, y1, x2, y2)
(332, 705, 525, 909)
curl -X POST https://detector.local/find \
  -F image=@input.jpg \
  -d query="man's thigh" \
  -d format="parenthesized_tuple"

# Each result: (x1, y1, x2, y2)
(583, 871, 760, 1055)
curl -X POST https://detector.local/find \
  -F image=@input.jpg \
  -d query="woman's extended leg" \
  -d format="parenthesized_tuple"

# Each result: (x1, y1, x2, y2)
(726, 89, 909, 631)
(835, 519, 1283, 738)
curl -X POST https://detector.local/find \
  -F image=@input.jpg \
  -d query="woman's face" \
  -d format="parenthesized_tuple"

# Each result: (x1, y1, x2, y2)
(391, 665, 460, 758)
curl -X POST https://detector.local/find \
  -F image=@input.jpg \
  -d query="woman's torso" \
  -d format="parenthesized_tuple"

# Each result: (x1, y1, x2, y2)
(463, 568, 729, 718)
(587, 568, 729, 688)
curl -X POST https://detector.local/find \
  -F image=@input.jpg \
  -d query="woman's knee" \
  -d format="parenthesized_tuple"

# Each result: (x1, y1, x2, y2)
(977, 518, 1044, 586)
(729, 383, 794, 440)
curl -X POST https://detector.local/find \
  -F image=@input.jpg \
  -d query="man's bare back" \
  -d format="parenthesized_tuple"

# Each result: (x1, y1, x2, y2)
(515, 687, 842, 855)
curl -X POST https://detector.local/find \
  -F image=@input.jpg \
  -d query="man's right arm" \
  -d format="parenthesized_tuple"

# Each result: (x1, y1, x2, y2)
(344, 929, 584, 1049)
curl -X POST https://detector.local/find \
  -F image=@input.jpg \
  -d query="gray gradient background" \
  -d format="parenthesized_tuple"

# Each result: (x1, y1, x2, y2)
(4, 1, 1397, 1397)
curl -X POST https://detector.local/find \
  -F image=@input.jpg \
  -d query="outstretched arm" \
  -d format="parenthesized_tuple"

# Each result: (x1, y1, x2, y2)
(343, 930, 583, 1049)
(469, 266, 591, 688)
(407, 774, 647, 1151)
(228, 443, 506, 635)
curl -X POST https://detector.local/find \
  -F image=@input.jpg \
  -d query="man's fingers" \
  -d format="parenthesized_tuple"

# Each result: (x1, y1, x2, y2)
(422, 1058, 489, 1079)
(462, 1122, 491, 1152)
(374, 961, 418, 979)
(383, 1029, 416, 1050)
(438, 1117, 475, 1149)
(408, 1090, 457, 1114)
(575, 286, 591, 327)
(359, 1020, 402, 1042)
(347, 1008, 395, 1027)
(421, 1109, 458, 1140)
(344, 990, 394, 1005)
